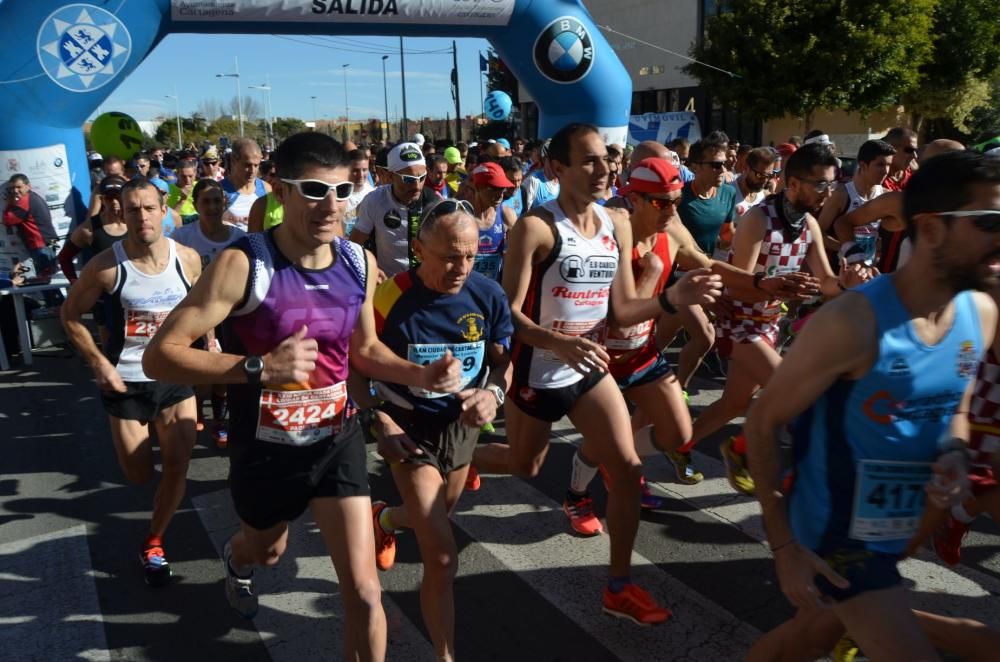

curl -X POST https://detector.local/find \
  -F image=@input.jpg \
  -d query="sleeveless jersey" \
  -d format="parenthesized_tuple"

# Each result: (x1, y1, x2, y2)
(969, 348, 1000, 464)
(718, 197, 811, 344)
(473, 203, 505, 281)
(170, 222, 245, 268)
(512, 200, 618, 389)
(790, 277, 983, 555)
(225, 231, 367, 446)
(844, 180, 884, 266)
(90, 214, 126, 254)
(607, 231, 672, 381)
(105, 239, 191, 382)
(221, 177, 267, 232)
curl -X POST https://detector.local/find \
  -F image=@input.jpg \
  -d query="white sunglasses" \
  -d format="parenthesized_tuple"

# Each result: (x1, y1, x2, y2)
(281, 178, 355, 201)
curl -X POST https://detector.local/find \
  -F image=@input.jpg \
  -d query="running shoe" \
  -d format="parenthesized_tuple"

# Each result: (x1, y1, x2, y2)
(721, 437, 755, 496)
(682, 390, 690, 404)
(372, 501, 397, 571)
(212, 423, 228, 449)
(832, 634, 860, 662)
(563, 492, 603, 536)
(933, 516, 970, 566)
(480, 421, 495, 434)
(602, 584, 672, 626)
(464, 465, 481, 492)
(665, 449, 704, 485)
(639, 475, 667, 510)
(222, 540, 257, 618)
(140, 543, 172, 587)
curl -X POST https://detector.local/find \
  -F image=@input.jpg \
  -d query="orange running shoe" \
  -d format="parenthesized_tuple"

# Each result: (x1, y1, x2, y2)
(371, 501, 397, 571)
(933, 516, 970, 566)
(602, 583, 672, 626)
(465, 465, 481, 492)
(563, 492, 603, 536)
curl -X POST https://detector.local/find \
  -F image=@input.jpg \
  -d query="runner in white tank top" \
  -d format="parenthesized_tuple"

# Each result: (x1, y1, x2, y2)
(59, 179, 201, 588)
(517, 198, 619, 389)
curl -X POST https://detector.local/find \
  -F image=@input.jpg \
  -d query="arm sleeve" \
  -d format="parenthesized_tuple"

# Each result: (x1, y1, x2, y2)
(57, 241, 81, 282)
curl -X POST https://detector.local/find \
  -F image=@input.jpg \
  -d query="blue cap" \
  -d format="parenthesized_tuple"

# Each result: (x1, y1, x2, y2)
(497, 138, 510, 149)
(148, 176, 170, 194)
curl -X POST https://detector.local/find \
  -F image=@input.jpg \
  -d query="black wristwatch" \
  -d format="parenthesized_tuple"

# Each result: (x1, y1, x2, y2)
(658, 288, 678, 314)
(243, 355, 264, 384)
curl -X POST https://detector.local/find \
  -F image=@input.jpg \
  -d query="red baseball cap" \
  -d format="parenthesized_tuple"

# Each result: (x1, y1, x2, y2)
(776, 143, 797, 160)
(620, 158, 683, 195)
(471, 161, 515, 189)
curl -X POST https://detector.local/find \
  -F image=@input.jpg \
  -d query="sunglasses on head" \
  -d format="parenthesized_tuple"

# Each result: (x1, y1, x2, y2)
(937, 210, 1000, 233)
(642, 194, 680, 210)
(281, 178, 355, 201)
(696, 161, 727, 170)
(395, 172, 427, 185)
(421, 199, 474, 228)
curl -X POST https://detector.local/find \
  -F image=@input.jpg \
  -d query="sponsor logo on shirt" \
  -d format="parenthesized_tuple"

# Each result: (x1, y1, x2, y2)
(458, 312, 485, 342)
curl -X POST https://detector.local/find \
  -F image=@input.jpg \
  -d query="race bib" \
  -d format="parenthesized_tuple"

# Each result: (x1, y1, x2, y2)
(407, 342, 484, 398)
(542, 319, 606, 362)
(473, 253, 502, 280)
(256, 382, 348, 446)
(849, 460, 933, 542)
(606, 320, 653, 352)
(125, 310, 169, 340)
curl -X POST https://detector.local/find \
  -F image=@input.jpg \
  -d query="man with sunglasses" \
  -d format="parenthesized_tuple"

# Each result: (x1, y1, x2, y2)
(200, 147, 224, 181)
(745, 149, 1000, 662)
(683, 143, 873, 496)
(470, 123, 723, 626)
(817, 139, 894, 265)
(367, 199, 513, 662)
(143, 132, 463, 658)
(351, 142, 439, 279)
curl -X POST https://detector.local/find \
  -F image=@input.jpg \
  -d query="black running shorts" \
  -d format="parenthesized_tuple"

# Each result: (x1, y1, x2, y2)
(100, 381, 194, 424)
(510, 370, 605, 422)
(228, 415, 371, 531)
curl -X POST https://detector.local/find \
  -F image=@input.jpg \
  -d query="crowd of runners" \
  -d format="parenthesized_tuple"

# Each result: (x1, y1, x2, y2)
(2, 119, 997, 661)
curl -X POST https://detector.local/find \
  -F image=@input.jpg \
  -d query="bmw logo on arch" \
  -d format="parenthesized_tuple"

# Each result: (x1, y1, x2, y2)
(533, 16, 595, 84)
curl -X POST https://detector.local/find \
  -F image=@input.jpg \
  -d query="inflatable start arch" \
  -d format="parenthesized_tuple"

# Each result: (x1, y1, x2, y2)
(0, 0, 631, 227)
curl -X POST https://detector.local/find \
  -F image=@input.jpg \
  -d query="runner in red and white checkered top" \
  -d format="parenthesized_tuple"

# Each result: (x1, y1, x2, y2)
(677, 143, 876, 495)
(934, 339, 1000, 566)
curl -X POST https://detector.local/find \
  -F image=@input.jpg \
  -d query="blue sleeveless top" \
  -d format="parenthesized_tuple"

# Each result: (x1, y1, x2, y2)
(472, 204, 505, 281)
(789, 276, 983, 555)
(220, 177, 267, 206)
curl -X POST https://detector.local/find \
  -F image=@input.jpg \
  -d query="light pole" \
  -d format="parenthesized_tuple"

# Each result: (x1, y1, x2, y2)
(399, 36, 408, 140)
(248, 78, 274, 150)
(311, 96, 318, 128)
(381, 55, 390, 142)
(164, 90, 182, 150)
(342, 64, 350, 143)
(215, 56, 244, 137)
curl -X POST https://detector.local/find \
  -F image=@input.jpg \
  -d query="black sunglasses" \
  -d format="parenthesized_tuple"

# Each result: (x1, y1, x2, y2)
(938, 210, 1000, 233)
(751, 168, 779, 180)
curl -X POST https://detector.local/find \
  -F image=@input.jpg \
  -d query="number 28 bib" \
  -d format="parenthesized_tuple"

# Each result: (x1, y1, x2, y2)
(849, 460, 932, 542)
(257, 382, 348, 446)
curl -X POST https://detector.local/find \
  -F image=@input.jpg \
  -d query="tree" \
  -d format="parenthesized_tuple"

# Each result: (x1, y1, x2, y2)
(196, 98, 224, 121)
(226, 95, 262, 122)
(903, 0, 1000, 134)
(272, 117, 307, 142)
(686, 0, 937, 129)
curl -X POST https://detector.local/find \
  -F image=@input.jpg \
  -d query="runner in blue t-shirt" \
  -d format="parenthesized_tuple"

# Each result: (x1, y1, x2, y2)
(366, 199, 513, 661)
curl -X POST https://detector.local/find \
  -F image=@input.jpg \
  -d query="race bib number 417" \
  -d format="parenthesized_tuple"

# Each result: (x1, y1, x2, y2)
(849, 460, 932, 542)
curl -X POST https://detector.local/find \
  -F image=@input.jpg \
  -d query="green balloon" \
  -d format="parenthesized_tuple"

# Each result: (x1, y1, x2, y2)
(90, 111, 144, 160)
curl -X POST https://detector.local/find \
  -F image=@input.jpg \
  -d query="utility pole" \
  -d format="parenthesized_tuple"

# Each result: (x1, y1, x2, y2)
(452, 40, 461, 143)
(399, 36, 409, 141)
(381, 55, 390, 142)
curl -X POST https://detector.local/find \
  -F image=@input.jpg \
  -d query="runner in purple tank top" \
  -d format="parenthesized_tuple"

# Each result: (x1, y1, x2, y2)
(144, 132, 463, 661)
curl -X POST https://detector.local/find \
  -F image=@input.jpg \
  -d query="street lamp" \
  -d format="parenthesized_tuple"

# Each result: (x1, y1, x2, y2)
(381, 55, 390, 142)
(164, 91, 182, 150)
(311, 96, 318, 127)
(215, 56, 244, 137)
(248, 78, 274, 150)
(342, 64, 350, 143)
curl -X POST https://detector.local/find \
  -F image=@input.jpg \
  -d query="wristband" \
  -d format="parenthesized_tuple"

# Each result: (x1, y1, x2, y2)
(769, 539, 797, 553)
(658, 288, 678, 315)
(753, 272, 767, 290)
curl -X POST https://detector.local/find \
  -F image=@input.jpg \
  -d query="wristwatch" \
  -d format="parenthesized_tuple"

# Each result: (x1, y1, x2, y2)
(485, 384, 506, 407)
(243, 355, 264, 384)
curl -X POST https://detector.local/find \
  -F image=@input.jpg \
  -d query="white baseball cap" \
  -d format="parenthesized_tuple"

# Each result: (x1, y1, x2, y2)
(388, 142, 426, 172)
(411, 133, 425, 146)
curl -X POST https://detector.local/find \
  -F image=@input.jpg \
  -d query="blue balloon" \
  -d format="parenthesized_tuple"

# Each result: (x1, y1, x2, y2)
(485, 91, 513, 122)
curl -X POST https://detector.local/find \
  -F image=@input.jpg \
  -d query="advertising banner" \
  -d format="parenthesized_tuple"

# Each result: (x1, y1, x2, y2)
(627, 112, 702, 147)
(171, 0, 516, 26)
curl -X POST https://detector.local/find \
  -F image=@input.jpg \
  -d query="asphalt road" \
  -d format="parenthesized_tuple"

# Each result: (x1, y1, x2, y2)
(2, 347, 999, 661)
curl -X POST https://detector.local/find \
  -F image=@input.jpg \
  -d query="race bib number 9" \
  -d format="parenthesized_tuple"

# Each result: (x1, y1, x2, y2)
(125, 310, 169, 339)
(407, 342, 484, 398)
(849, 460, 932, 542)
(257, 382, 348, 446)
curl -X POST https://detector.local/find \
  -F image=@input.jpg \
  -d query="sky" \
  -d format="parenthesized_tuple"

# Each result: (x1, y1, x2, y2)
(90, 32, 495, 125)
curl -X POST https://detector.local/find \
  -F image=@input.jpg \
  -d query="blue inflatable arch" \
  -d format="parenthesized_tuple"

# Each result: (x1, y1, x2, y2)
(0, 0, 631, 224)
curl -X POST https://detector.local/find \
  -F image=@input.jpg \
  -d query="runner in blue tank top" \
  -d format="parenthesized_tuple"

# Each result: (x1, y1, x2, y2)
(144, 132, 463, 658)
(467, 162, 518, 282)
(745, 151, 1000, 662)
